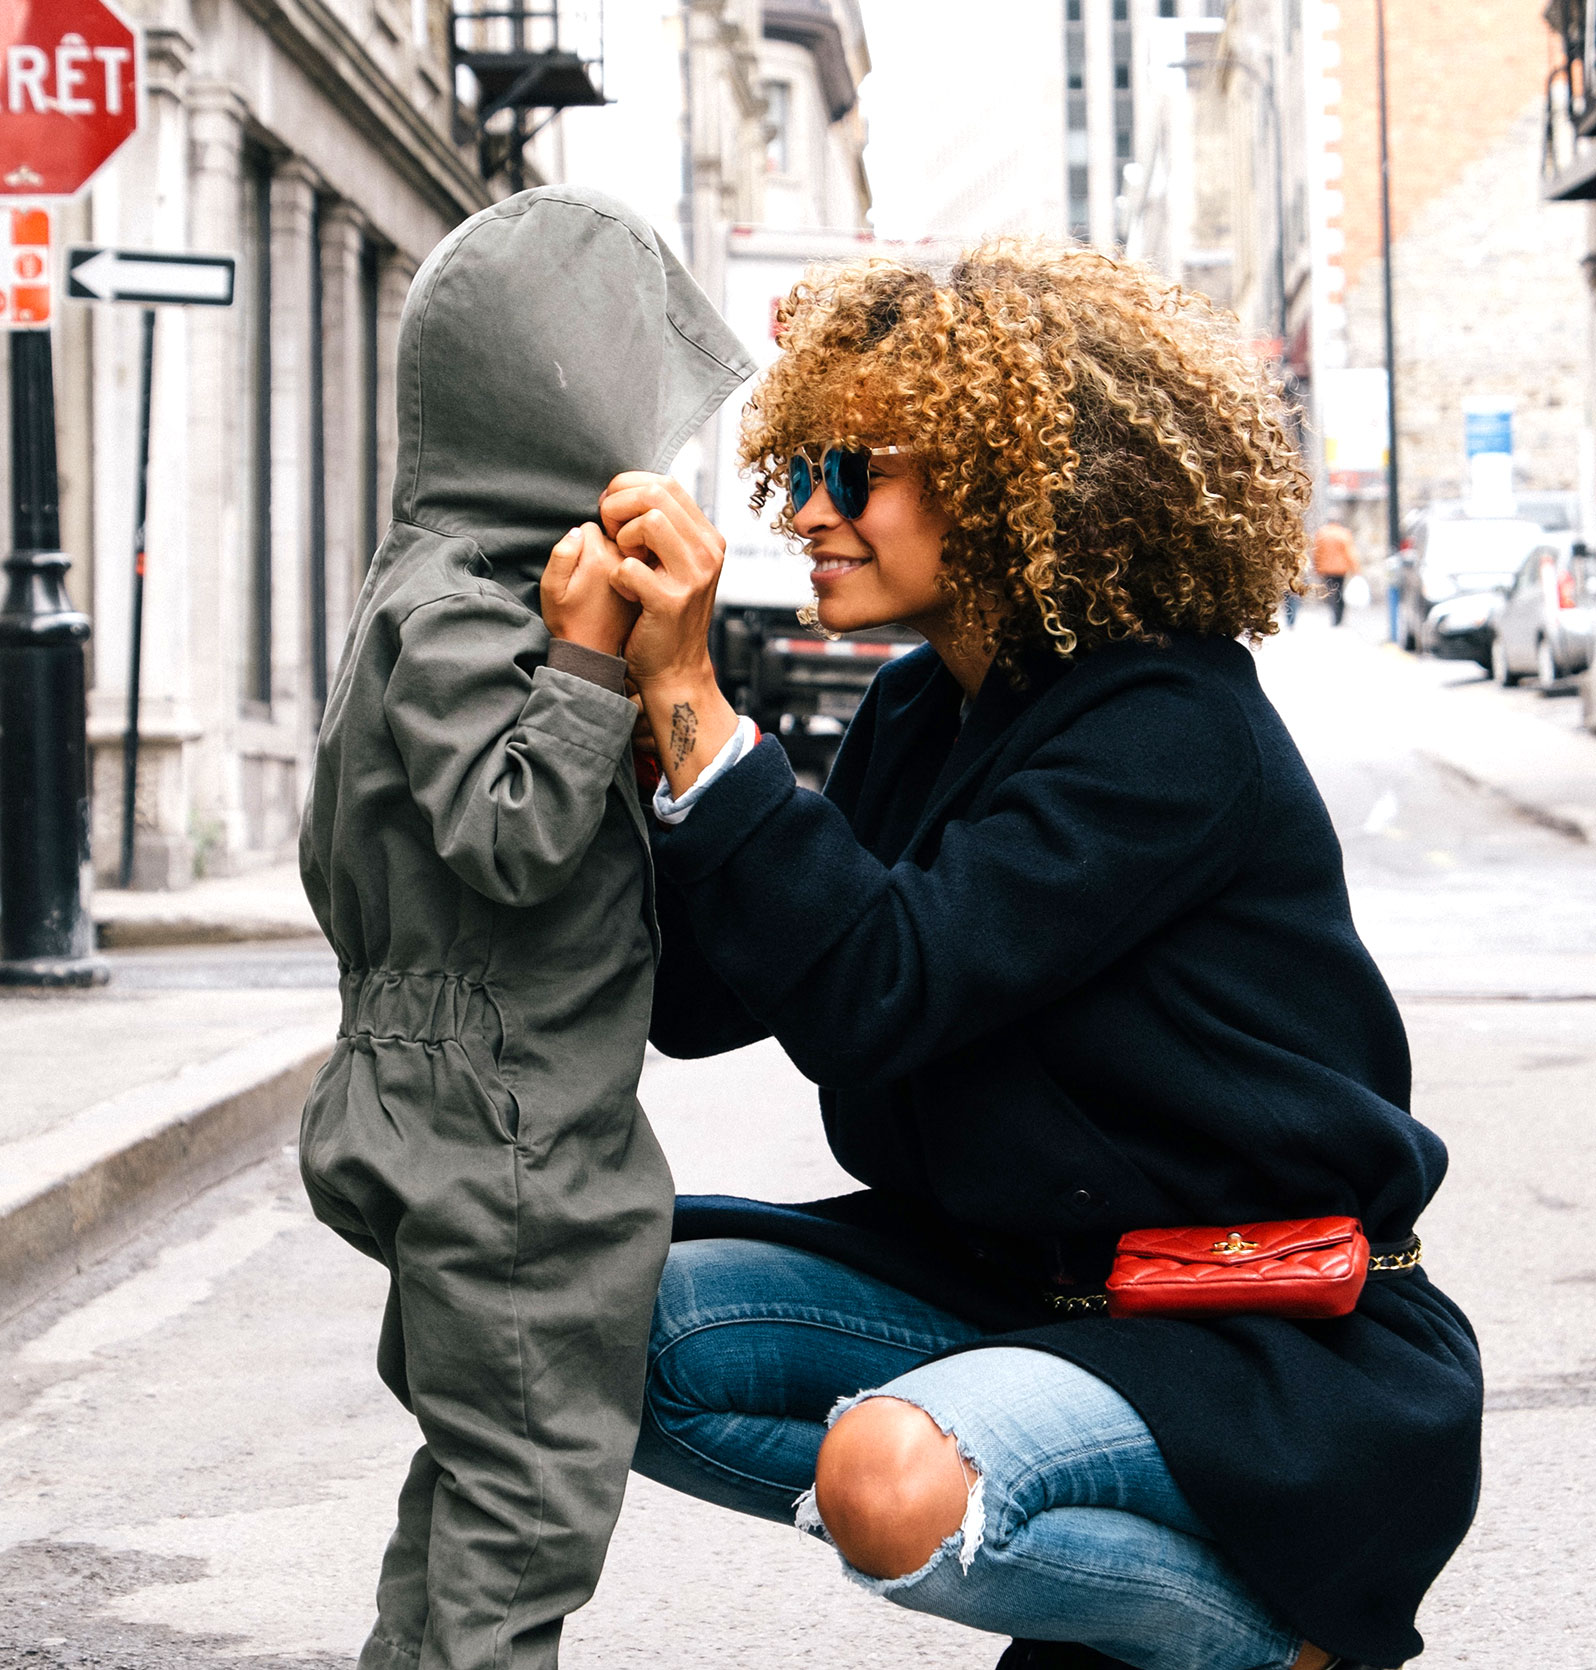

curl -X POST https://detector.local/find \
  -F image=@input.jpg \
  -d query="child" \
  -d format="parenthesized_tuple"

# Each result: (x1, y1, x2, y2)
(297, 187, 752, 1670)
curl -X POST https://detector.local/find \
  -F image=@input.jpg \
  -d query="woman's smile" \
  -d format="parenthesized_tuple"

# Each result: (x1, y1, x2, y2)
(810, 554, 871, 581)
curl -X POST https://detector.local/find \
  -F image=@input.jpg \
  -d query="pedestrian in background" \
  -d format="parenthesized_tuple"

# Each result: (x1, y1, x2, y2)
(1312, 520, 1360, 626)
(605, 241, 1481, 1670)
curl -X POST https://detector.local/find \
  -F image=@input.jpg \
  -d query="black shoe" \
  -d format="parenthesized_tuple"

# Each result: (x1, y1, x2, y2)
(994, 1642, 1138, 1670)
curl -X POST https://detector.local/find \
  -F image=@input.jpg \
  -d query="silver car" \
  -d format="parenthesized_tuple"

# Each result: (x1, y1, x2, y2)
(1491, 534, 1596, 690)
(1395, 511, 1545, 652)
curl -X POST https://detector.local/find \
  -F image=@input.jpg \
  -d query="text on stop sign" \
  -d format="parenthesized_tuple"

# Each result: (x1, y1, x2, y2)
(7, 36, 132, 116)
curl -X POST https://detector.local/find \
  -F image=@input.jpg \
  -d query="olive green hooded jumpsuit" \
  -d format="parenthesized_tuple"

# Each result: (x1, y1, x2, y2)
(297, 187, 753, 1670)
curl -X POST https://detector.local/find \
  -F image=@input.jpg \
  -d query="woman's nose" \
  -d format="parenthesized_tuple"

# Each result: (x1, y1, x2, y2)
(794, 482, 840, 536)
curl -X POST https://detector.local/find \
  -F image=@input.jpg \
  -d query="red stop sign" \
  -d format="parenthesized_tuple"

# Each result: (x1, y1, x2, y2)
(0, 0, 140, 198)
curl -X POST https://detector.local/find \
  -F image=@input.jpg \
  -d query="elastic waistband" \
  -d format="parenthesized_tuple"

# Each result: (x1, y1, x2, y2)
(338, 969, 488, 1043)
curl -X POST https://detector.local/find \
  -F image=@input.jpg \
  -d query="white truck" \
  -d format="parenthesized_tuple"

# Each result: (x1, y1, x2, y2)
(706, 225, 924, 772)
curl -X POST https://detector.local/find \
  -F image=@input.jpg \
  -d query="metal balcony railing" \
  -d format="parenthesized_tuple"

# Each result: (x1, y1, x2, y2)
(451, 1, 607, 190)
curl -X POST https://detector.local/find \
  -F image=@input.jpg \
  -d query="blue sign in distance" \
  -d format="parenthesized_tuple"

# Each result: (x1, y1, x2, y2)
(1464, 407, 1513, 457)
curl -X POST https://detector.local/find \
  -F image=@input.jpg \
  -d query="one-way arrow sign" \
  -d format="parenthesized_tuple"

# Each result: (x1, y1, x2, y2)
(66, 247, 236, 306)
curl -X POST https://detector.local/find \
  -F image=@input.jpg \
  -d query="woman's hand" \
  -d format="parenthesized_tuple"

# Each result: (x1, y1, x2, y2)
(539, 521, 638, 657)
(600, 473, 726, 685)
(600, 472, 738, 798)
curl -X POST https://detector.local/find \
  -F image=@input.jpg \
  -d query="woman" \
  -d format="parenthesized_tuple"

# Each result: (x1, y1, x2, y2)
(599, 242, 1481, 1670)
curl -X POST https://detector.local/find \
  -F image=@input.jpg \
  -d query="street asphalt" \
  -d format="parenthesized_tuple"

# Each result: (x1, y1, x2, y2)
(0, 604, 1592, 1670)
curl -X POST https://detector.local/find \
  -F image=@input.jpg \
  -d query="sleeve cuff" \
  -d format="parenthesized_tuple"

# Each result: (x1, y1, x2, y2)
(652, 714, 760, 824)
(651, 735, 797, 881)
(546, 639, 629, 695)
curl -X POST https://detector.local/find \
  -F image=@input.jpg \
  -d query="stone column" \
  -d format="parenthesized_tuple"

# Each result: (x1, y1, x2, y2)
(317, 201, 367, 666)
(375, 250, 418, 548)
(262, 158, 320, 859)
(184, 81, 250, 875)
(86, 26, 199, 888)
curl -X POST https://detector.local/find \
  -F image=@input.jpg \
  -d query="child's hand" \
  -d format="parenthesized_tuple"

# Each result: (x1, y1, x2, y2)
(540, 522, 640, 657)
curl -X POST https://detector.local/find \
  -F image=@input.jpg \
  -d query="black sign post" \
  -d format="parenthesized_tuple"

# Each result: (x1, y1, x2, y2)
(119, 307, 155, 889)
(64, 247, 236, 891)
(0, 328, 105, 985)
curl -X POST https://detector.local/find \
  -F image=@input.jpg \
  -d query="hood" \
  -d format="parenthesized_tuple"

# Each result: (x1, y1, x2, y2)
(390, 187, 754, 572)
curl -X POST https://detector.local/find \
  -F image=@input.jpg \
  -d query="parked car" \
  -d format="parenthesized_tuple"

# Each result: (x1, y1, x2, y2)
(1421, 587, 1502, 669)
(1394, 507, 1547, 652)
(1490, 533, 1596, 691)
(1388, 494, 1575, 651)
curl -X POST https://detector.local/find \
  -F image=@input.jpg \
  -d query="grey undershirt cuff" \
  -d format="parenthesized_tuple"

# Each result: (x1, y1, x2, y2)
(546, 639, 629, 696)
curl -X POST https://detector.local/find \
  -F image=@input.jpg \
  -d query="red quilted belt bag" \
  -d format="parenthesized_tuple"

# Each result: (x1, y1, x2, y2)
(1104, 1217, 1375, 1320)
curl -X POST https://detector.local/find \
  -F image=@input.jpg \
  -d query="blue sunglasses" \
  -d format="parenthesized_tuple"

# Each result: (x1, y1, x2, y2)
(787, 445, 903, 521)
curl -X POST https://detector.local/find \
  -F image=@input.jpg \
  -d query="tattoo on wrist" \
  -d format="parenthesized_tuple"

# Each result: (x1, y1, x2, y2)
(669, 702, 698, 768)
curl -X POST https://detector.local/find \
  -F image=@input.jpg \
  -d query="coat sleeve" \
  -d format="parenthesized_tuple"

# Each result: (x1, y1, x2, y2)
(649, 867, 773, 1057)
(651, 670, 1262, 1087)
(647, 664, 898, 1060)
(382, 590, 638, 907)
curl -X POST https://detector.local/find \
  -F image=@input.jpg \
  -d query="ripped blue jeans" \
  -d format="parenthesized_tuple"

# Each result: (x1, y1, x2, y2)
(631, 1238, 1303, 1670)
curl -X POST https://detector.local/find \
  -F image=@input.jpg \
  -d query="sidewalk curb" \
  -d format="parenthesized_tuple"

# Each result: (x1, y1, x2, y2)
(95, 917, 321, 950)
(0, 1023, 332, 1324)
(1422, 750, 1596, 843)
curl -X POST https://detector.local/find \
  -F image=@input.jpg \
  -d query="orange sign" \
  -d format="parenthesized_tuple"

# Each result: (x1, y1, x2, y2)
(0, 205, 50, 326)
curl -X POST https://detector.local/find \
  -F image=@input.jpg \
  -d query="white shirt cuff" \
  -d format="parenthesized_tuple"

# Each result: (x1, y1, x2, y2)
(652, 714, 760, 825)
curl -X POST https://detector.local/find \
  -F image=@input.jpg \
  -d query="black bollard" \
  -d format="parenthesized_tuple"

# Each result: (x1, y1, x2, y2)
(0, 329, 107, 986)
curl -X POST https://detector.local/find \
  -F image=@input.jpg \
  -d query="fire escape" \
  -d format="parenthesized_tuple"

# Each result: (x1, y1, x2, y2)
(1543, 0, 1596, 196)
(451, 2, 608, 192)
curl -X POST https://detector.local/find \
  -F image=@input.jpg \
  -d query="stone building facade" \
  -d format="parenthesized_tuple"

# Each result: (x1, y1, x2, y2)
(8, 0, 868, 892)
(1126, 0, 1582, 556)
(1327, 0, 1584, 551)
(8, 0, 489, 889)
(1121, 12, 1234, 307)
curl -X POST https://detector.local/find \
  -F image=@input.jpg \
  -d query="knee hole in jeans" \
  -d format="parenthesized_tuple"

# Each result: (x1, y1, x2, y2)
(809, 1396, 982, 1581)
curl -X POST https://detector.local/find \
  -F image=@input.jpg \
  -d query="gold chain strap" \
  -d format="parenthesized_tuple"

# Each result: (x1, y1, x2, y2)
(1043, 1291, 1110, 1316)
(1368, 1237, 1423, 1273)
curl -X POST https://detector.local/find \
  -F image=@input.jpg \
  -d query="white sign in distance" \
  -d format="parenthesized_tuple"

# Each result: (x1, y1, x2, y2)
(66, 247, 235, 306)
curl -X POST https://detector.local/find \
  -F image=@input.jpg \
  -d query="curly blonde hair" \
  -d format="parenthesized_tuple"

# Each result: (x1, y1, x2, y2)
(739, 238, 1310, 662)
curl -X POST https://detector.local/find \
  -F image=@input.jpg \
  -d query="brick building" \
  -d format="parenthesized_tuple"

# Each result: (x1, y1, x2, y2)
(1323, 0, 1585, 553)
(1130, 1, 1584, 558)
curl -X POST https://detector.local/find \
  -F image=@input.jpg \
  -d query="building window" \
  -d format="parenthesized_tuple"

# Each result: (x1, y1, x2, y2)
(1113, 0, 1128, 18)
(1159, 0, 1177, 13)
(360, 241, 380, 569)
(1067, 0, 1081, 20)
(1116, 127, 1132, 159)
(243, 146, 273, 711)
(1066, 15, 1084, 94)
(1114, 63, 1129, 89)
(1069, 162, 1089, 237)
(764, 80, 791, 174)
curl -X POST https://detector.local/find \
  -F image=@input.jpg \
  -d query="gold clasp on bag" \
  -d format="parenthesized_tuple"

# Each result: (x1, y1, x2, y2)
(1212, 1232, 1260, 1255)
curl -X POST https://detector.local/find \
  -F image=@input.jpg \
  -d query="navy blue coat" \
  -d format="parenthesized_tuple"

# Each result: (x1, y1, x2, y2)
(649, 634, 1482, 1667)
